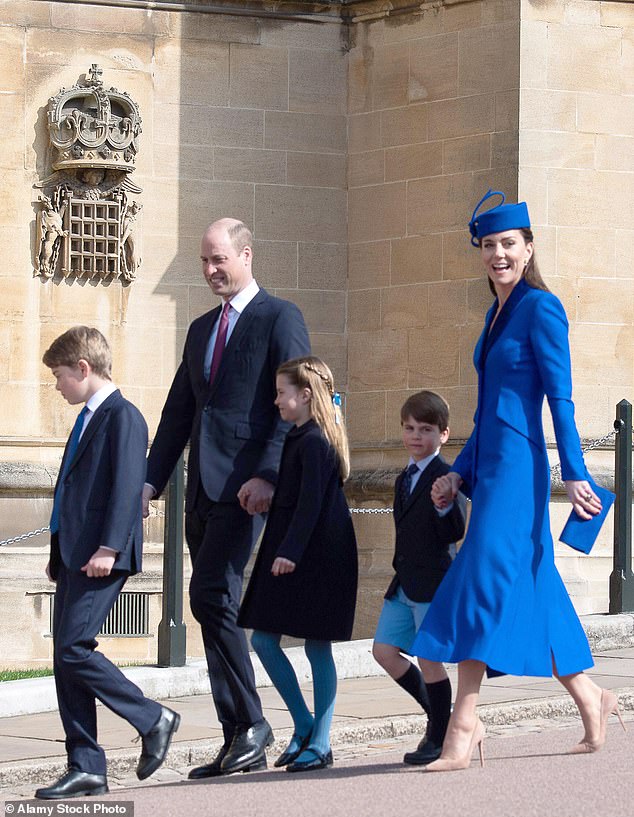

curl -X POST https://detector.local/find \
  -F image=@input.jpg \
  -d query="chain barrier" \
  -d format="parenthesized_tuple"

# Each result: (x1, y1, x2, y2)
(0, 428, 625, 543)
(0, 525, 51, 547)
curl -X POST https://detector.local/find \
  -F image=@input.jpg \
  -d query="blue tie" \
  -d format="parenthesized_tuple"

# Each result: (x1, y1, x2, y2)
(50, 406, 89, 534)
(400, 462, 419, 506)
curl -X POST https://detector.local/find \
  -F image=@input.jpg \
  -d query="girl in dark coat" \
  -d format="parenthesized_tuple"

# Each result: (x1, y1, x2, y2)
(238, 356, 358, 772)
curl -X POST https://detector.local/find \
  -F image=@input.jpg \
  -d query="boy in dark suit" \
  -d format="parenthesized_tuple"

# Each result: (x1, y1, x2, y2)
(372, 391, 465, 765)
(36, 327, 179, 800)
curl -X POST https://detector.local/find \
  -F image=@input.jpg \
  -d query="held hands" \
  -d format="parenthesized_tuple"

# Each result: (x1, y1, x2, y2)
(565, 480, 602, 521)
(431, 472, 462, 509)
(81, 548, 116, 578)
(142, 484, 155, 519)
(237, 477, 274, 515)
(271, 557, 296, 576)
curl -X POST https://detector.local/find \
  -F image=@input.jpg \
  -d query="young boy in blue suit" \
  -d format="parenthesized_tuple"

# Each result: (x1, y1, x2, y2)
(36, 327, 179, 800)
(372, 391, 465, 765)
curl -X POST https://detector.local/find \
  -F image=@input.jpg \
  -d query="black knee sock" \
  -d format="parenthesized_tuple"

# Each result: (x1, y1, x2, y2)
(395, 663, 430, 714)
(426, 678, 452, 745)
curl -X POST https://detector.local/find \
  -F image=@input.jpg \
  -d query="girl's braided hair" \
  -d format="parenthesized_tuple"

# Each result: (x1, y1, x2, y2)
(276, 356, 350, 481)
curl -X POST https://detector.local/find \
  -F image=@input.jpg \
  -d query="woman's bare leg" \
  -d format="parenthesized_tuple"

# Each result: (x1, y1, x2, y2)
(425, 659, 486, 770)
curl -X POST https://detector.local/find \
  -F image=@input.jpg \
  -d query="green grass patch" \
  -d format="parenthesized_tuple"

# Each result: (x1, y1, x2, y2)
(0, 668, 55, 682)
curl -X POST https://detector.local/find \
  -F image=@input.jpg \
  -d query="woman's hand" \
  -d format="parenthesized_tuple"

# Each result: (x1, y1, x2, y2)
(271, 557, 296, 576)
(431, 472, 462, 509)
(565, 480, 602, 521)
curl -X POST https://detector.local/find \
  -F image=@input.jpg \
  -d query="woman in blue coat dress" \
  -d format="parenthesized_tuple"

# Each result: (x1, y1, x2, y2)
(412, 191, 624, 772)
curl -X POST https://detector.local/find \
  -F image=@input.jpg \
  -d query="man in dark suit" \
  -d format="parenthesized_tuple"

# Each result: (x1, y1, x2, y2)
(37, 327, 179, 800)
(143, 218, 310, 778)
(372, 391, 465, 766)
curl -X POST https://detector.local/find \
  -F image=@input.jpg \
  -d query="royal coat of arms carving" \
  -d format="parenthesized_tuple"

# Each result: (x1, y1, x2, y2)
(34, 65, 143, 282)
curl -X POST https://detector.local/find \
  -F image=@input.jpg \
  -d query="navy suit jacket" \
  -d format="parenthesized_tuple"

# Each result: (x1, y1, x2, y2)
(386, 454, 466, 603)
(50, 390, 148, 579)
(147, 287, 311, 510)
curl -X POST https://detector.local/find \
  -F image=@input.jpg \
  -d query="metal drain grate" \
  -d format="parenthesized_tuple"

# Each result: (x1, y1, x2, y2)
(49, 592, 151, 637)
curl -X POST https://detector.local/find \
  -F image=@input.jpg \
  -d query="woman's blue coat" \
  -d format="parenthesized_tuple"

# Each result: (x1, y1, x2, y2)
(413, 278, 594, 677)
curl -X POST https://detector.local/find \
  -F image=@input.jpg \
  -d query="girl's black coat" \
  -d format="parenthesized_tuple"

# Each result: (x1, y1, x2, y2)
(238, 419, 358, 641)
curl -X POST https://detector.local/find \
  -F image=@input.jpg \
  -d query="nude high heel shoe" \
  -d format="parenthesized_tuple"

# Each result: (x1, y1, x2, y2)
(569, 689, 626, 754)
(424, 718, 485, 772)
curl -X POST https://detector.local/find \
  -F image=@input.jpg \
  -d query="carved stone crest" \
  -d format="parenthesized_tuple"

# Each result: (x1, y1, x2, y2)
(34, 65, 143, 282)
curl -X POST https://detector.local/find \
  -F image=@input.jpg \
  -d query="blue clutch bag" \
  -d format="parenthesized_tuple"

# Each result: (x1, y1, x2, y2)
(559, 476, 615, 554)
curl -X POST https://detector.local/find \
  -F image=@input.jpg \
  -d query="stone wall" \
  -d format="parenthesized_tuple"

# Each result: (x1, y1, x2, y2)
(0, 1, 348, 467)
(518, 0, 634, 440)
(346, 0, 522, 458)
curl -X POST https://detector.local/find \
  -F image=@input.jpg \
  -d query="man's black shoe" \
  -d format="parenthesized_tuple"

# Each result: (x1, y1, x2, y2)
(136, 706, 181, 780)
(403, 738, 443, 765)
(35, 769, 108, 799)
(188, 746, 229, 779)
(220, 719, 273, 774)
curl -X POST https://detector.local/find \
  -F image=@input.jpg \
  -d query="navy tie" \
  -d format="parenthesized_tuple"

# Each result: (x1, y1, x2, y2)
(400, 462, 419, 506)
(50, 406, 89, 534)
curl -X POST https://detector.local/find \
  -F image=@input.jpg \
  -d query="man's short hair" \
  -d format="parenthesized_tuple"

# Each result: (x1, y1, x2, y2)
(227, 221, 252, 254)
(400, 390, 449, 431)
(42, 326, 112, 379)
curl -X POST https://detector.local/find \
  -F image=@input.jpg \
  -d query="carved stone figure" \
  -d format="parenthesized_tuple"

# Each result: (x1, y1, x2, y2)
(120, 201, 142, 281)
(36, 195, 67, 278)
(33, 65, 143, 282)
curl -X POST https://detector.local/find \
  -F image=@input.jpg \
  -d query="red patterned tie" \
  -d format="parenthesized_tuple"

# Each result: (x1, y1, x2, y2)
(209, 301, 230, 384)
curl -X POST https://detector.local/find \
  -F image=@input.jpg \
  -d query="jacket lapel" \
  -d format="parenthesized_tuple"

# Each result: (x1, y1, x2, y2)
(208, 289, 268, 394)
(399, 455, 444, 518)
(481, 278, 531, 365)
(67, 391, 120, 472)
(393, 471, 406, 520)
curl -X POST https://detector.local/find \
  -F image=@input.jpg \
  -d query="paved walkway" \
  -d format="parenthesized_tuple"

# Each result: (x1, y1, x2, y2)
(2, 639, 634, 800)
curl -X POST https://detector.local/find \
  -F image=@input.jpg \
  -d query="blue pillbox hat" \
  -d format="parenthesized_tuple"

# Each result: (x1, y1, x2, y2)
(469, 189, 531, 247)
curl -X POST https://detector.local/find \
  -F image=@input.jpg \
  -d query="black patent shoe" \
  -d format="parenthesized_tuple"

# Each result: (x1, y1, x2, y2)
(274, 733, 311, 767)
(403, 738, 442, 765)
(221, 720, 274, 774)
(136, 706, 181, 780)
(35, 769, 108, 799)
(286, 748, 333, 772)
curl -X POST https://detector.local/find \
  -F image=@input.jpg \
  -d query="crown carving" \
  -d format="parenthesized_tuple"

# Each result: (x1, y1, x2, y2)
(47, 64, 142, 174)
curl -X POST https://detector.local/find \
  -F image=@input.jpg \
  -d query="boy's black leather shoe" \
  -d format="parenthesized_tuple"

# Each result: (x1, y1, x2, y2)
(136, 706, 181, 780)
(35, 769, 108, 799)
(403, 738, 442, 765)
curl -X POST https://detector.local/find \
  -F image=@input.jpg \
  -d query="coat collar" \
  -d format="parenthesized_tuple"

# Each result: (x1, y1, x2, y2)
(479, 277, 532, 368)
(395, 453, 445, 519)
(68, 390, 121, 471)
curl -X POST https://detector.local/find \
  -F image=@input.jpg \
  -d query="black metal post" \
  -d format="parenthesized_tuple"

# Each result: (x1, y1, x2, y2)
(157, 454, 187, 666)
(609, 400, 634, 614)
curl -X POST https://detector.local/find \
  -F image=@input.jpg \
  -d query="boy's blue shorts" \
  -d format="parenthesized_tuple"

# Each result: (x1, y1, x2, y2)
(374, 585, 431, 654)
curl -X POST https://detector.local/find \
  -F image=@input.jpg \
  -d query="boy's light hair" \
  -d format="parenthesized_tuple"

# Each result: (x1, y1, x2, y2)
(277, 356, 350, 481)
(400, 390, 450, 432)
(43, 326, 112, 380)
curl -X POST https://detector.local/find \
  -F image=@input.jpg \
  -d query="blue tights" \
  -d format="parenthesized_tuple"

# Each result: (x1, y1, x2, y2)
(251, 631, 337, 760)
